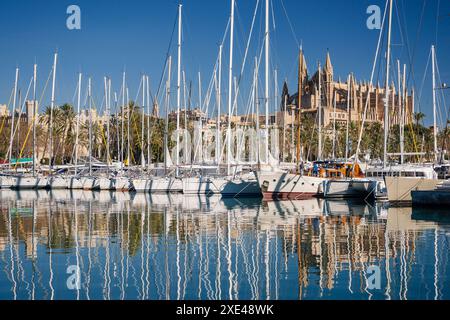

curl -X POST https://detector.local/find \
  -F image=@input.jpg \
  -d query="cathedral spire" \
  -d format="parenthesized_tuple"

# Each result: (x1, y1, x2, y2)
(325, 50, 333, 75)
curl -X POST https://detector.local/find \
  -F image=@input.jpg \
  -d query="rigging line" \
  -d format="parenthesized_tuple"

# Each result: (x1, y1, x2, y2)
(279, 0, 300, 49)
(7, 76, 33, 159)
(354, 0, 388, 161)
(401, 0, 426, 90)
(435, 60, 449, 126)
(154, 9, 179, 107)
(416, 48, 431, 114)
(230, 0, 261, 120)
(435, 0, 440, 48)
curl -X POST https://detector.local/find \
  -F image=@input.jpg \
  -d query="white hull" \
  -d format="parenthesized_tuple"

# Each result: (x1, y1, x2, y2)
(323, 179, 377, 199)
(132, 178, 183, 193)
(80, 177, 100, 191)
(46, 177, 68, 190)
(256, 172, 326, 200)
(112, 177, 131, 191)
(385, 176, 440, 204)
(0, 176, 14, 189)
(12, 176, 47, 190)
(182, 177, 227, 195)
(98, 177, 115, 190)
(220, 179, 261, 197)
(67, 177, 84, 190)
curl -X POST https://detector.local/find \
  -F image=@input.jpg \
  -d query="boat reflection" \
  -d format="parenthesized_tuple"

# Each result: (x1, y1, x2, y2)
(0, 190, 449, 300)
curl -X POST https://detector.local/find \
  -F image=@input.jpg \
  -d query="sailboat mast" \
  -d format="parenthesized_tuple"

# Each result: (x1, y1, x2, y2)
(383, 0, 393, 168)
(88, 77, 93, 177)
(9, 68, 19, 170)
(108, 78, 112, 169)
(332, 90, 337, 159)
(141, 74, 146, 169)
(146, 76, 151, 171)
(32, 64, 37, 177)
(431, 45, 438, 162)
(49, 53, 58, 174)
(318, 62, 322, 161)
(401, 64, 406, 164)
(345, 74, 351, 161)
(126, 87, 130, 167)
(176, 4, 182, 173)
(74, 73, 82, 177)
(104, 77, 111, 171)
(121, 71, 126, 170)
(217, 45, 223, 167)
(164, 56, 172, 175)
(264, 0, 270, 164)
(255, 57, 261, 167)
(297, 49, 303, 169)
(227, 0, 235, 176)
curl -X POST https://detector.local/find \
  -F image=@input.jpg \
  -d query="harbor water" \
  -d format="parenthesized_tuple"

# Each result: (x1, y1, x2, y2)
(0, 190, 449, 300)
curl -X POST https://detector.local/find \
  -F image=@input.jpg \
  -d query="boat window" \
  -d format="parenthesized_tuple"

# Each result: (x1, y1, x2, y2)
(416, 172, 425, 177)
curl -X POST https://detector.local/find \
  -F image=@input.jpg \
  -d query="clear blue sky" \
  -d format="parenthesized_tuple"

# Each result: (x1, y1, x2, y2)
(0, 0, 449, 125)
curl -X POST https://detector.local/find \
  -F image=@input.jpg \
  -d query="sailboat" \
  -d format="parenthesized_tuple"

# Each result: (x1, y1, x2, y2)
(256, 45, 326, 200)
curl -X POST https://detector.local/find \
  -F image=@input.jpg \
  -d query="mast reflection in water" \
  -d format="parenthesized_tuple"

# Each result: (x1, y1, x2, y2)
(0, 190, 449, 300)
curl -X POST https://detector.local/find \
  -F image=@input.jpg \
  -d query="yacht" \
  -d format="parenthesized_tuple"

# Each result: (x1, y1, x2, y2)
(366, 164, 439, 205)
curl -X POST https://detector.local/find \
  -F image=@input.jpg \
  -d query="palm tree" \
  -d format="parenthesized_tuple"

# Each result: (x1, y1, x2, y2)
(413, 112, 425, 126)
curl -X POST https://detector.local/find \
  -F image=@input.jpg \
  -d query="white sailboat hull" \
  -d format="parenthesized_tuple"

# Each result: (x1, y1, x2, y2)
(323, 179, 377, 199)
(98, 177, 115, 191)
(0, 176, 14, 189)
(67, 177, 84, 190)
(132, 178, 183, 193)
(220, 179, 261, 197)
(112, 177, 131, 191)
(80, 177, 100, 191)
(256, 172, 325, 200)
(47, 177, 68, 190)
(182, 177, 226, 195)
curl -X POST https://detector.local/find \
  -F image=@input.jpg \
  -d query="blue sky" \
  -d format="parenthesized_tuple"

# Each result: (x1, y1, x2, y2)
(0, 0, 449, 125)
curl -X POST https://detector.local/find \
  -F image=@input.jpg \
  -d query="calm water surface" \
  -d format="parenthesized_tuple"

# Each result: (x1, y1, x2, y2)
(0, 189, 449, 300)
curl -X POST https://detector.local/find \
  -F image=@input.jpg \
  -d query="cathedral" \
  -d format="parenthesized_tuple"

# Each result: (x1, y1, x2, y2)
(278, 51, 414, 129)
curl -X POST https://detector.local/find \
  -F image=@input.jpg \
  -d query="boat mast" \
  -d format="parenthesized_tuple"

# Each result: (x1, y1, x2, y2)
(49, 53, 58, 175)
(121, 71, 126, 171)
(32, 64, 37, 177)
(88, 77, 93, 177)
(318, 62, 322, 161)
(383, 0, 393, 168)
(9, 68, 19, 170)
(255, 57, 260, 167)
(74, 73, 82, 177)
(264, 0, 270, 164)
(108, 78, 112, 170)
(126, 87, 130, 167)
(217, 45, 223, 167)
(164, 56, 172, 175)
(401, 64, 406, 164)
(345, 74, 351, 162)
(431, 45, 438, 163)
(176, 4, 182, 175)
(141, 74, 146, 169)
(146, 76, 151, 171)
(104, 76, 111, 172)
(227, 0, 235, 176)
(297, 49, 303, 169)
(332, 90, 337, 159)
